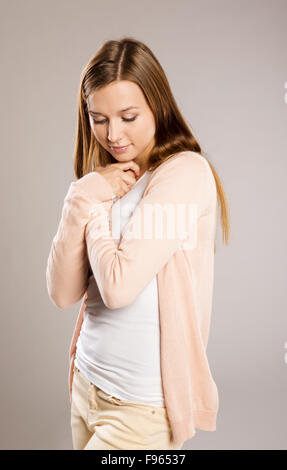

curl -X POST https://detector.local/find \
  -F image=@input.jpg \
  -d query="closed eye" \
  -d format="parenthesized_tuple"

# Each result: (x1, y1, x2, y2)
(93, 116, 137, 124)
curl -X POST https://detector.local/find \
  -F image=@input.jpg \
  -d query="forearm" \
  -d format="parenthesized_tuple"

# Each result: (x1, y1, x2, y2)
(46, 171, 115, 309)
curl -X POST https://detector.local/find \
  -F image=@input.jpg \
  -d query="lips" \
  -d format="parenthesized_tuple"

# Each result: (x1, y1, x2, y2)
(110, 145, 130, 150)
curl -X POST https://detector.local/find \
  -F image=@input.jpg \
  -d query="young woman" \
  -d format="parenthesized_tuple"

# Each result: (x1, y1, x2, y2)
(46, 37, 230, 450)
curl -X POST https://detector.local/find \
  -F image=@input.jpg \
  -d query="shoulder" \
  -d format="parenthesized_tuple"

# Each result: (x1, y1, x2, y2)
(146, 150, 216, 212)
(151, 150, 212, 181)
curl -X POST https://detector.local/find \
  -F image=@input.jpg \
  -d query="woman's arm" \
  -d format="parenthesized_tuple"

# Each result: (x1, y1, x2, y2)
(84, 152, 215, 309)
(46, 171, 115, 309)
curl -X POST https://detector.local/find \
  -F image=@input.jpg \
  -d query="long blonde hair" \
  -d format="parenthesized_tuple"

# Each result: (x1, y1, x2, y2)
(73, 36, 230, 248)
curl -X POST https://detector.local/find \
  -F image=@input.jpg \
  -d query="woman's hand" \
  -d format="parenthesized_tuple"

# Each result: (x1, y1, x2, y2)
(95, 161, 141, 199)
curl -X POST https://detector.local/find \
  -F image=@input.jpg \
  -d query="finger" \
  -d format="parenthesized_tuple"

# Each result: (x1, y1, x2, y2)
(120, 180, 131, 197)
(117, 160, 140, 176)
(121, 170, 137, 186)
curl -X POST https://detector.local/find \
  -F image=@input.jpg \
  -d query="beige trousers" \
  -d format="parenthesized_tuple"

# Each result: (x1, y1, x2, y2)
(70, 366, 184, 450)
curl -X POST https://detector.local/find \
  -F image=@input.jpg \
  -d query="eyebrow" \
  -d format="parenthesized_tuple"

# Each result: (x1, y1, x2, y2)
(87, 106, 139, 116)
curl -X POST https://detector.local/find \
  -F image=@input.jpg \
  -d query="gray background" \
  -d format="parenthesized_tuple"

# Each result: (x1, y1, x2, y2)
(1, 0, 286, 450)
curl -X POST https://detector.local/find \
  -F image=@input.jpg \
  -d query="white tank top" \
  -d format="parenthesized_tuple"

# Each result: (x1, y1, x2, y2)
(75, 170, 165, 406)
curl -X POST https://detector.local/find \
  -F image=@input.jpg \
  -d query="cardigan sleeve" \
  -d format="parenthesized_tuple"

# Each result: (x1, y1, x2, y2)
(45, 170, 115, 309)
(84, 152, 213, 309)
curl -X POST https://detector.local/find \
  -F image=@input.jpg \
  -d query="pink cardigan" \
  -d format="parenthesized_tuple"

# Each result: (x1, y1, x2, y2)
(46, 151, 219, 443)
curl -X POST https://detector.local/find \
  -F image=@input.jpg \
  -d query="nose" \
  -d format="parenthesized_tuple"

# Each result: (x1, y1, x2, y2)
(108, 121, 124, 145)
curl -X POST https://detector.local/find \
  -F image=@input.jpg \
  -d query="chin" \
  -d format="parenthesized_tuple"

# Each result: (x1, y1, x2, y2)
(115, 155, 135, 162)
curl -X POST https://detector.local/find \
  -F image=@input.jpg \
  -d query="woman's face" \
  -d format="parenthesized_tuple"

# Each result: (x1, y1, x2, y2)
(86, 80, 156, 174)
